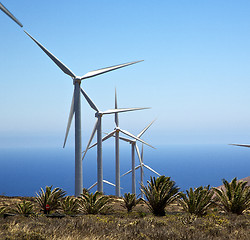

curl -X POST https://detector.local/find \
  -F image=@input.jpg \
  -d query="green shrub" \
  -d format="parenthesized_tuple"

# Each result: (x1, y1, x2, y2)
(122, 193, 140, 213)
(213, 177, 250, 215)
(36, 186, 66, 214)
(179, 185, 214, 216)
(141, 176, 179, 216)
(13, 200, 34, 216)
(78, 191, 111, 214)
(61, 196, 79, 215)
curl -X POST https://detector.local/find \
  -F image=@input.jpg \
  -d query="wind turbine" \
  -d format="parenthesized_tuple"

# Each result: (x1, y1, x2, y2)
(0, 3, 143, 196)
(116, 119, 156, 194)
(80, 88, 149, 193)
(85, 90, 154, 196)
(122, 144, 160, 198)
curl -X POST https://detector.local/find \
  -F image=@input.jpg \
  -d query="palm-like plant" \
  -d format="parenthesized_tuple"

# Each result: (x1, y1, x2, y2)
(36, 186, 66, 214)
(213, 177, 250, 215)
(13, 200, 34, 216)
(61, 196, 79, 215)
(122, 193, 140, 213)
(78, 191, 111, 214)
(179, 185, 214, 216)
(141, 176, 179, 216)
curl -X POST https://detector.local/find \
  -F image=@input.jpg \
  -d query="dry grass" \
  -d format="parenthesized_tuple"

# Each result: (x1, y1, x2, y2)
(0, 196, 249, 240)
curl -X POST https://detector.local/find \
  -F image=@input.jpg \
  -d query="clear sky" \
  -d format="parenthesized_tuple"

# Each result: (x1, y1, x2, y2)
(1, 0, 250, 148)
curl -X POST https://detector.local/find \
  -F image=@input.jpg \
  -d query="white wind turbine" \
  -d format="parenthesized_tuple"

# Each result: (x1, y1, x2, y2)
(116, 119, 156, 194)
(85, 90, 154, 196)
(80, 88, 148, 193)
(122, 144, 160, 198)
(0, 3, 143, 196)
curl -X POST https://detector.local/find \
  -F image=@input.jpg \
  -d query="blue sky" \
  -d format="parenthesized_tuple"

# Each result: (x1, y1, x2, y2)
(1, 0, 250, 148)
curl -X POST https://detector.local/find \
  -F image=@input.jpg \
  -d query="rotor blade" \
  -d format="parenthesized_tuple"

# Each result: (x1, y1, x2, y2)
(102, 107, 150, 115)
(103, 180, 123, 189)
(119, 129, 155, 149)
(23, 30, 76, 78)
(80, 88, 99, 112)
(88, 130, 116, 149)
(121, 165, 140, 177)
(88, 182, 97, 191)
(143, 164, 161, 176)
(0, 2, 23, 27)
(229, 144, 250, 148)
(82, 119, 98, 160)
(137, 119, 156, 138)
(135, 144, 143, 166)
(63, 92, 75, 148)
(115, 88, 119, 127)
(119, 136, 134, 143)
(80, 60, 144, 80)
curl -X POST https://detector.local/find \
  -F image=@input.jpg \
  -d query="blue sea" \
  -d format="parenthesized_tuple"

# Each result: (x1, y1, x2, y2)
(0, 144, 249, 197)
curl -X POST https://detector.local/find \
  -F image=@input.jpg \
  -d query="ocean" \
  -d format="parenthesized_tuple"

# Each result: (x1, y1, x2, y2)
(0, 144, 249, 197)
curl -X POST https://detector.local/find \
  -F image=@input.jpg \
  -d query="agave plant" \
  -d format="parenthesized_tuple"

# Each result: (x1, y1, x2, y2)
(141, 175, 179, 216)
(78, 191, 111, 214)
(213, 177, 250, 215)
(13, 200, 34, 216)
(36, 186, 66, 214)
(179, 185, 214, 216)
(122, 193, 140, 213)
(61, 196, 79, 215)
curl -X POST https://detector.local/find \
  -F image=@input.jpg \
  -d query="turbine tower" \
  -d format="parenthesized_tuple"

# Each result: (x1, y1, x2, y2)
(0, 3, 143, 196)
(81, 88, 148, 193)
(116, 119, 156, 194)
(86, 90, 154, 196)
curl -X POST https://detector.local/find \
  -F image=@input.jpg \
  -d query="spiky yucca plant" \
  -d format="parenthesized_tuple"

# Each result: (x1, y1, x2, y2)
(213, 177, 250, 215)
(36, 186, 66, 214)
(13, 200, 34, 216)
(78, 191, 111, 214)
(179, 185, 214, 216)
(122, 193, 140, 213)
(61, 196, 79, 215)
(141, 176, 179, 216)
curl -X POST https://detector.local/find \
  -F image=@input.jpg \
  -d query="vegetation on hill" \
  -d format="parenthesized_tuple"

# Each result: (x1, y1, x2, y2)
(0, 176, 249, 239)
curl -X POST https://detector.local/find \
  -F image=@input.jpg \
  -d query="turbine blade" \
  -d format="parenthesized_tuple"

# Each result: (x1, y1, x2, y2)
(80, 88, 99, 112)
(82, 119, 98, 160)
(80, 60, 144, 80)
(88, 182, 97, 191)
(119, 129, 155, 149)
(63, 92, 75, 148)
(121, 165, 140, 177)
(115, 88, 119, 127)
(88, 130, 116, 149)
(135, 144, 143, 166)
(229, 144, 250, 148)
(121, 169, 132, 177)
(102, 107, 149, 115)
(103, 180, 115, 187)
(23, 30, 76, 78)
(103, 180, 123, 189)
(0, 2, 23, 27)
(137, 119, 156, 138)
(143, 164, 161, 176)
(119, 136, 133, 143)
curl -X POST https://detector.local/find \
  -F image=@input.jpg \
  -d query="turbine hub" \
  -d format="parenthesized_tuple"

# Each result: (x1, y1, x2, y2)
(73, 77, 82, 84)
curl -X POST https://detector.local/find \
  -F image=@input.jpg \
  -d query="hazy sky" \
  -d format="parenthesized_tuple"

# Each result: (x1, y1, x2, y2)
(1, 0, 250, 148)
